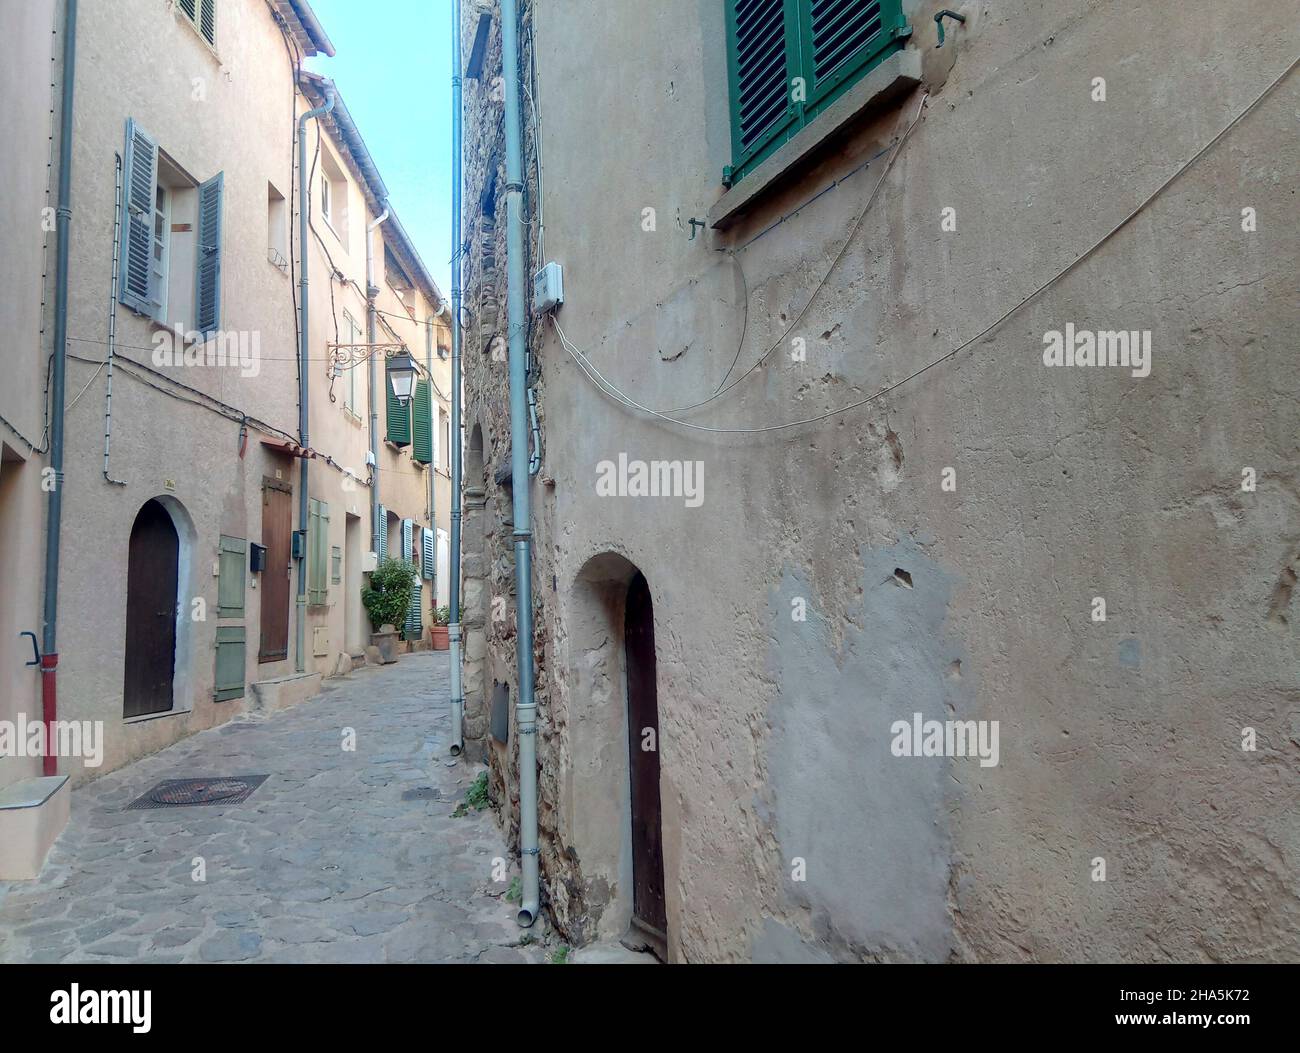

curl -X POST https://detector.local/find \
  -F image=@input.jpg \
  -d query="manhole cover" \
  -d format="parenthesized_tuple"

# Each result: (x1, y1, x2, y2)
(401, 786, 442, 801)
(127, 776, 269, 810)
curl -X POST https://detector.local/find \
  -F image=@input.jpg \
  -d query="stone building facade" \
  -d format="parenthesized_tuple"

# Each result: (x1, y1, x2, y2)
(458, 0, 1300, 961)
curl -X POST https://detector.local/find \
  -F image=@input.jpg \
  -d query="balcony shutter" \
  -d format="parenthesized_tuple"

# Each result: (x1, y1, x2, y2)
(412, 379, 433, 464)
(195, 172, 224, 336)
(217, 535, 247, 618)
(213, 626, 246, 701)
(386, 363, 412, 446)
(119, 118, 158, 317)
(421, 527, 434, 581)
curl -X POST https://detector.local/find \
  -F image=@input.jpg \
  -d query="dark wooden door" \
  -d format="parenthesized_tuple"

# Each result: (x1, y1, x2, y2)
(625, 571, 667, 936)
(123, 500, 178, 718)
(259, 481, 292, 662)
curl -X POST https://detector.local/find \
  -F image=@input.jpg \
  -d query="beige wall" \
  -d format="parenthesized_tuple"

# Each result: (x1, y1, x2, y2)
(463, 0, 1300, 961)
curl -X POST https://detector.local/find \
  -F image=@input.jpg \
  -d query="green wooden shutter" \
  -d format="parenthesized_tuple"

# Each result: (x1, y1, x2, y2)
(213, 625, 246, 701)
(179, 0, 197, 19)
(198, 0, 216, 44)
(724, 0, 799, 186)
(195, 172, 224, 336)
(800, 0, 907, 114)
(421, 527, 434, 580)
(404, 580, 422, 640)
(376, 505, 387, 559)
(217, 535, 247, 618)
(119, 118, 158, 317)
(401, 518, 414, 565)
(308, 499, 329, 604)
(386, 362, 412, 446)
(412, 379, 433, 464)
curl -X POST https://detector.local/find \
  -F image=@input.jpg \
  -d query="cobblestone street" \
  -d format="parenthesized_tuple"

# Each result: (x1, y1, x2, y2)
(0, 654, 548, 964)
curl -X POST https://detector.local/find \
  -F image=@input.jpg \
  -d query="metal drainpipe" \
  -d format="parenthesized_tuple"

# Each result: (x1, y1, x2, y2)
(295, 81, 335, 674)
(367, 202, 389, 559)
(448, 0, 465, 757)
(501, 0, 539, 927)
(40, 0, 77, 777)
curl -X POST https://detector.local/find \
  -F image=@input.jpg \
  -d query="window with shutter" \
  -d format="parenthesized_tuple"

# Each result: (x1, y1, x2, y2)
(421, 528, 435, 581)
(331, 545, 342, 585)
(386, 361, 412, 447)
(412, 380, 433, 464)
(401, 519, 414, 566)
(376, 505, 388, 559)
(724, 0, 908, 186)
(178, 0, 217, 46)
(213, 625, 245, 701)
(195, 172, 224, 336)
(120, 119, 159, 317)
(217, 535, 247, 618)
(308, 499, 330, 604)
(404, 580, 423, 640)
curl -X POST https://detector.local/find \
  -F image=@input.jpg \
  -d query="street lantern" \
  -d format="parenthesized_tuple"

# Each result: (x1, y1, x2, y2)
(387, 349, 418, 404)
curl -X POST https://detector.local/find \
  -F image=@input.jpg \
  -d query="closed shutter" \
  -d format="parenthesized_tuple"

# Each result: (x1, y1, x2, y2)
(198, 0, 216, 44)
(411, 379, 433, 464)
(724, 0, 798, 185)
(421, 527, 434, 581)
(213, 625, 246, 701)
(331, 544, 342, 585)
(308, 499, 329, 604)
(401, 518, 414, 565)
(179, 0, 196, 19)
(404, 579, 422, 640)
(195, 172, 224, 336)
(800, 0, 904, 111)
(376, 505, 387, 559)
(386, 362, 411, 446)
(119, 119, 158, 317)
(217, 535, 247, 618)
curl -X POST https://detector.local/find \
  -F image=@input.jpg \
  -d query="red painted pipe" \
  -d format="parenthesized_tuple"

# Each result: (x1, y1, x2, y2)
(40, 653, 58, 776)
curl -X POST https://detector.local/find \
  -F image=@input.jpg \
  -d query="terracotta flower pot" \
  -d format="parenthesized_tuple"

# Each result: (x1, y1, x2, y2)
(430, 625, 450, 650)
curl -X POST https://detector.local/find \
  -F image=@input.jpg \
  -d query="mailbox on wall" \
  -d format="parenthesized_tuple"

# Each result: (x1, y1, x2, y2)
(249, 542, 267, 573)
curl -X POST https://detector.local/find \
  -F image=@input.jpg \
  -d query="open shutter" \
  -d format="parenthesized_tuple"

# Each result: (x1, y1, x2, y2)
(213, 626, 246, 701)
(195, 172, 224, 336)
(401, 518, 414, 565)
(198, 0, 217, 44)
(404, 580, 422, 640)
(724, 0, 799, 185)
(412, 379, 433, 464)
(421, 528, 434, 580)
(386, 362, 412, 446)
(217, 535, 247, 618)
(800, 0, 906, 113)
(375, 505, 387, 560)
(119, 119, 158, 317)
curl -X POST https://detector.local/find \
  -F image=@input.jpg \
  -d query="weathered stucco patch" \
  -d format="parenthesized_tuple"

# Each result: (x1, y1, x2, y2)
(762, 539, 967, 961)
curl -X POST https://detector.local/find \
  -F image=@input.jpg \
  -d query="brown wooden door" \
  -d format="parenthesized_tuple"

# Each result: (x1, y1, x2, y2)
(259, 481, 292, 662)
(625, 571, 667, 937)
(122, 500, 178, 718)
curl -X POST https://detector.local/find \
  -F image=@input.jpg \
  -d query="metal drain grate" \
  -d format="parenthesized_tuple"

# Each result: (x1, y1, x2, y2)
(401, 786, 442, 801)
(127, 775, 269, 810)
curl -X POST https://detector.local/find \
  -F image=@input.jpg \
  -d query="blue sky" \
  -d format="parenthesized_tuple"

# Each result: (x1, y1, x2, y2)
(305, 0, 454, 296)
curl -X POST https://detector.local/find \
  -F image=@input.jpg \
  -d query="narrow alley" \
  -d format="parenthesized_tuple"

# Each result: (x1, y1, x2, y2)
(0, 654, 547, 964)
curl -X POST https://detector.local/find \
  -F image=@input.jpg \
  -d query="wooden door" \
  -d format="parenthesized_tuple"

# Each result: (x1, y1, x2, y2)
(123, 500, 178, 718)
(625, 571, 667, 937)
(259, 480, 292, 662)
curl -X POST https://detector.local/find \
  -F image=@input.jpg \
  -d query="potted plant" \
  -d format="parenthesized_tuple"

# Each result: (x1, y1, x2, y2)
(362, 556, 417, 664)
(431, 605, 453, 650)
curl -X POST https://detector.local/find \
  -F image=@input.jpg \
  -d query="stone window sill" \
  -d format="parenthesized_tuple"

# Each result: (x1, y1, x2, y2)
(708, 49, 922, 232)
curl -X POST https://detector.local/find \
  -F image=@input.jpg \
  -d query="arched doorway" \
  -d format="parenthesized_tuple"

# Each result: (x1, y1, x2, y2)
(624, 571, 667, 948)
(123, 499, 179, 718)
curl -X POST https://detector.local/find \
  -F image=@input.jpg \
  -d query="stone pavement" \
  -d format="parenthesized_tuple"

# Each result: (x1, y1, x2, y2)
(0, 652, 552, 963)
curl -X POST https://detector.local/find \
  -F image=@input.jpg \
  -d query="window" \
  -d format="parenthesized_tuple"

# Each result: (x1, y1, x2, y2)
(724, 0, 908, 186)
(319, 147, 348, 247)
(267, 182, 288, 272)
(178, 0, 217, 47)
(341, 311, 361, 415)
(411, 379, 433, 465)
(119, 118, 223, 335)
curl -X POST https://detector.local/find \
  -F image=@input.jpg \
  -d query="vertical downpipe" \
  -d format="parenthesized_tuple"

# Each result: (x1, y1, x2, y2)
(367, 203, 389, 558)
(501, 0, 539, 927)
(295, 81, 335, 674)
(448, 0, 465, 757)
(41, 0, 78, 777)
